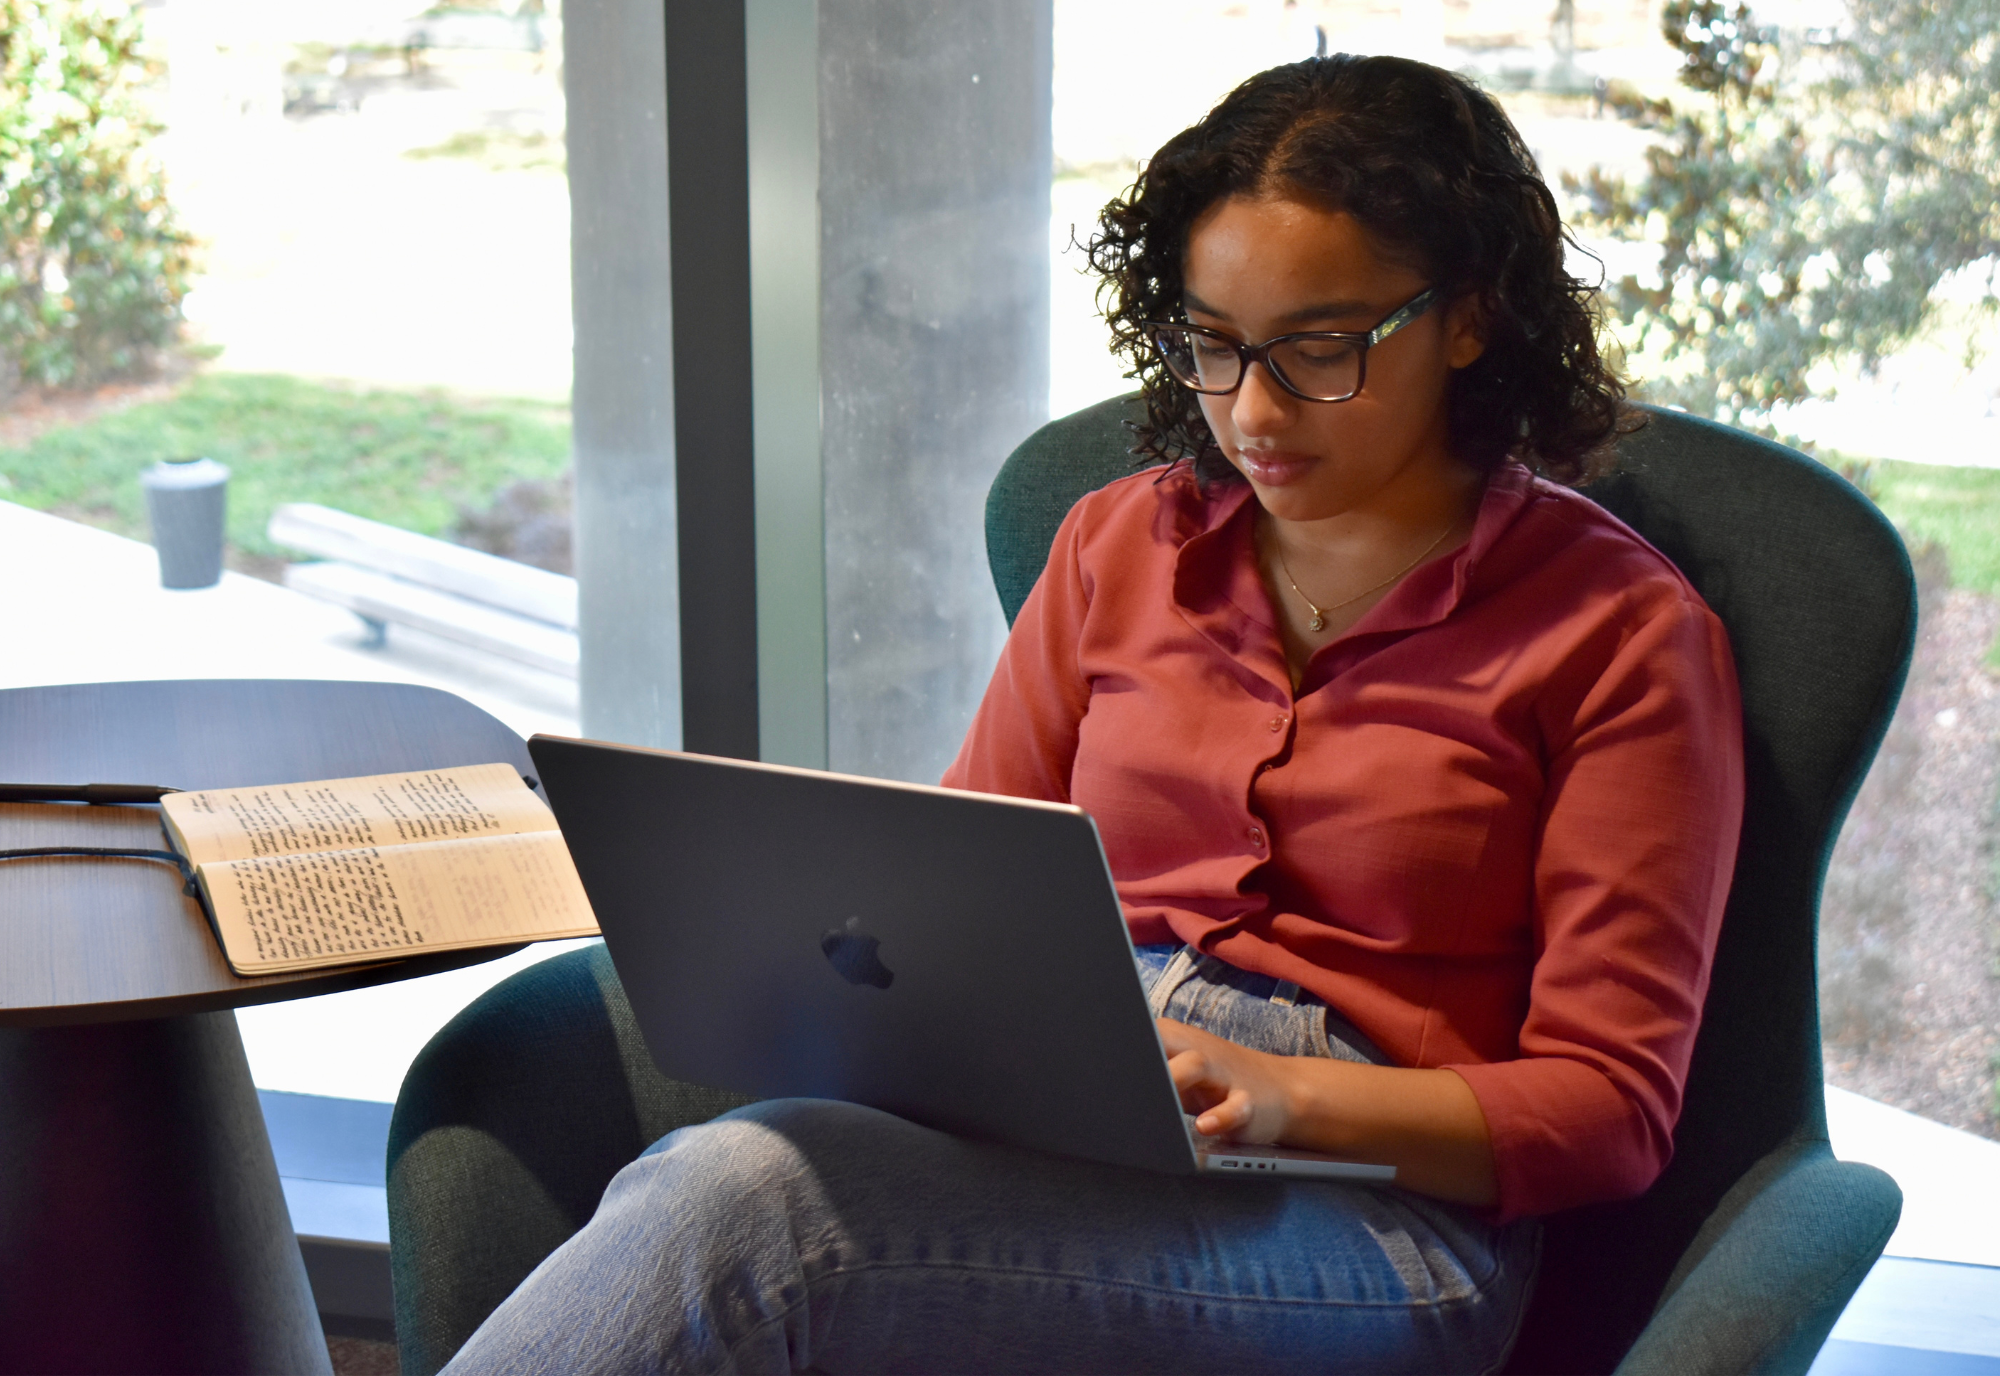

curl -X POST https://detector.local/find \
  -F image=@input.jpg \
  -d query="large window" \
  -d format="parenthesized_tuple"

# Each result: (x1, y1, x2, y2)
(0, 0, 585, 1101)
(6, 0, 1993, 1184)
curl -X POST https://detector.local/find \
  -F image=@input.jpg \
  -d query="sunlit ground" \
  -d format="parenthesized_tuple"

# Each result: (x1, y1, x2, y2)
(165, 61, 572, 402)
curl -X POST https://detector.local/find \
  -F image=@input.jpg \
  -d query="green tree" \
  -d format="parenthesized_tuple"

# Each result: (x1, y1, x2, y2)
(0, 0, 195, 393)
(1567, 0, 2000, 430)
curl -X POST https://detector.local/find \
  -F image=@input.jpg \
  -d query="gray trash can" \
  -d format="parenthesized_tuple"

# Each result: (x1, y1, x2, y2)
(141, 457, 230, 589)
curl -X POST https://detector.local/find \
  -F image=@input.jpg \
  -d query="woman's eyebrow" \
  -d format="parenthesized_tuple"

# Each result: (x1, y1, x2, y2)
(1279, 299, 1378, 326)
(1182, 291, 1381, 326)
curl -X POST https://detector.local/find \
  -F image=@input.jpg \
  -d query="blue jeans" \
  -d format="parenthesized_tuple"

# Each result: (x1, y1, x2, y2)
(443, 947, 1540, 1375)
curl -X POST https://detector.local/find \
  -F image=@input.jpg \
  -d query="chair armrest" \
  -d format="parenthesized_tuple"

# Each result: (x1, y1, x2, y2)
(1615, 1137, 1901, 1376)
(388, 945, 750, 1375)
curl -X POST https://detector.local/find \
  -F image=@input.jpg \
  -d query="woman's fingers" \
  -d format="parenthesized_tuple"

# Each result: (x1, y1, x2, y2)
(1161, 1023, 1254, 1132)
(1155, 1016, 1205, 1056)
(1166, 1048, 1223, 1107)
(1157, 1017, 1292, 1144)
(1193, 1089, 1254, 1137)
(1165, 1045, 1208, 1088)
(1167, 1053, 1232, 1118)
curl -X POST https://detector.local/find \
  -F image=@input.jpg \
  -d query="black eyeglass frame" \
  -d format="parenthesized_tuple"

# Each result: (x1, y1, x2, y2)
(1142, 286, 1440, 403)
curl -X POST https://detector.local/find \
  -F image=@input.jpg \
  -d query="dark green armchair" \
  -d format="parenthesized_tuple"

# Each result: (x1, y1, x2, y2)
(388, 397, 1911, 1375)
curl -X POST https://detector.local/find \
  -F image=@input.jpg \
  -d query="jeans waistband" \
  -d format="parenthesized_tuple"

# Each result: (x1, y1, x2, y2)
(1134, 943, 1392, 1066)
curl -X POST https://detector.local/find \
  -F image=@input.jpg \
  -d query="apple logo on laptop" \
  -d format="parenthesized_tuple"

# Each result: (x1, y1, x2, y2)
(820, 916, 895, 989)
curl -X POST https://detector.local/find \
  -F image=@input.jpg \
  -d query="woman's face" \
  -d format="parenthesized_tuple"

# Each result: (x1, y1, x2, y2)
(1181, 194, 1485, 523)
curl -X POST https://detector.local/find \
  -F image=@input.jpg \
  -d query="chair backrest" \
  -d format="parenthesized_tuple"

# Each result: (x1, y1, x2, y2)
(985, 395, 1918, 1372)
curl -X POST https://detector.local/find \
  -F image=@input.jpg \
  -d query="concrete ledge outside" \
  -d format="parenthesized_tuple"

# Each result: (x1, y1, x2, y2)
(260, 1091, 394, 1336)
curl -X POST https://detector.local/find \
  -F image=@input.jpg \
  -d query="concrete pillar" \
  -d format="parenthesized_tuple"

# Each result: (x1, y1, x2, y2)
(566, 0, 684, 751)
(819, 2, 1053, 783)
(749, 0, 826, 769)
(568, 0, 1052, 777)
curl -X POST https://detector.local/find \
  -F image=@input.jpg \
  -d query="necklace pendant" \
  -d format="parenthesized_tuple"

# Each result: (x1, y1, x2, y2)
(1308, 613, 1326, 632)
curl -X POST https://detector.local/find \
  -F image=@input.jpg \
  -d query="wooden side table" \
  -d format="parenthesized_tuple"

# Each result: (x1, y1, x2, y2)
(0, 680, 542, 1374)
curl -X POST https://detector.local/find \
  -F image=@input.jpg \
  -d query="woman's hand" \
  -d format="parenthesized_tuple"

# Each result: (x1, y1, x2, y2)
(1157, 1015, 1502, 1207)
(1157, 1017, 1298, 1142)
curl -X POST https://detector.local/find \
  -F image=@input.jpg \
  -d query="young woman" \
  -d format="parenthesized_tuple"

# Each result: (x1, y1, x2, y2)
(446, 55, 1743, 1375)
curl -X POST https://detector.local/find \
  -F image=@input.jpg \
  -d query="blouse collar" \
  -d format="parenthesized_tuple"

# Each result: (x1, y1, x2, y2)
(1168, 461, 1541, 700)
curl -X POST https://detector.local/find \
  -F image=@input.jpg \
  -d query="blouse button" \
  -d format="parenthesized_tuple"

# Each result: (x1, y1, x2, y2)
(1247, 825, 1266, 848)
(1268, 716, 1287, 733)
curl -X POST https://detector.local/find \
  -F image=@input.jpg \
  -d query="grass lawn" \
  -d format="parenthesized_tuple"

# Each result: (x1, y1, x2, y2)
(5, 372, 1993, 616)
(1869, 461, 2000, 599)
(0, 373, 571, 574)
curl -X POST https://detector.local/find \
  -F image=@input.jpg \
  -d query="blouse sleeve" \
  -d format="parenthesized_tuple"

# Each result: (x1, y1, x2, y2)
(1447, 588, 1745, 1220)
(940, 498, 1097, 802)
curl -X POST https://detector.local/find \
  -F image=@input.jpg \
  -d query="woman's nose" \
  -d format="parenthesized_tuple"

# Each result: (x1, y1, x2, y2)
(1230, 359, 1295, 437)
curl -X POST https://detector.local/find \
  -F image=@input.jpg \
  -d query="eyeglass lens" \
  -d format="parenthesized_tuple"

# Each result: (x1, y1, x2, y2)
(1151, 328, 1364, 402)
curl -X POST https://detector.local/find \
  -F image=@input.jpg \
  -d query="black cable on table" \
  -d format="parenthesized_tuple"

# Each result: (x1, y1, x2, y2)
(0, 787, 197, 896)
(0, 845, 199, 896)
(0, 783, 180, 805)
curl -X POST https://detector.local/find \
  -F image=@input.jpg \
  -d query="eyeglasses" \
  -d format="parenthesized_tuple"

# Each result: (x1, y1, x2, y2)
(1143, 287, 1439, 404)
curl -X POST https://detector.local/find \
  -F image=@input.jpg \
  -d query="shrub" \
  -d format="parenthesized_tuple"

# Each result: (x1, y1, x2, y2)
(1567, 0, 2000, 430)
(0, 0, 195, 393)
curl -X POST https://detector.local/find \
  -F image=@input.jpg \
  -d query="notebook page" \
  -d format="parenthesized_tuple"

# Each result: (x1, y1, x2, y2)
(200, 828, 599, 973)
(163, 763, 551, 865)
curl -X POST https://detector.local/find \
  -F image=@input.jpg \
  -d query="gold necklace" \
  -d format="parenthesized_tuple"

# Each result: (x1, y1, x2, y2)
(1272, 520, 1457, 632)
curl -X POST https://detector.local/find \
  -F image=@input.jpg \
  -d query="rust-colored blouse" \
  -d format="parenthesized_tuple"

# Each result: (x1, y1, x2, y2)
(942, 461, 1744, 1221)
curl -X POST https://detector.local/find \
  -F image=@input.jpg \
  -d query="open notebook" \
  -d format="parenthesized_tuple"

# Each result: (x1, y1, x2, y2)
(160, 762, 599, 976)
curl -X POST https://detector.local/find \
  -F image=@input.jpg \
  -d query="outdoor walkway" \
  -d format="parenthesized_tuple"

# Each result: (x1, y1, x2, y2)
(4, 499, 1997, 1365)
(0, 498, 577, 740)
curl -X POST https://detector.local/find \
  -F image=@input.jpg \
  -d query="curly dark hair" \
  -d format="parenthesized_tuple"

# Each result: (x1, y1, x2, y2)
(1086, 54, 1631, 487)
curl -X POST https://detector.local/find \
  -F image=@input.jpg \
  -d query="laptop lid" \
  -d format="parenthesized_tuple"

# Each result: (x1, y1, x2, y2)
(528, 735, 1199, 1176)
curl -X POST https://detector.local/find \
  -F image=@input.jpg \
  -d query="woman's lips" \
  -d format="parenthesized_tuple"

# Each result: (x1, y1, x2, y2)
(1236, 449, 1317, 486)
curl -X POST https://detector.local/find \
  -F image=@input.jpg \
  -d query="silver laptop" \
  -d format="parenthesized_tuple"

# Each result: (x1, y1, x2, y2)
(528, 734, 1394, 1184)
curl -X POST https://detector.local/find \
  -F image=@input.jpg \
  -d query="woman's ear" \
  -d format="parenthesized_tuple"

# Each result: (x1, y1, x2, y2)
(1444, 292, 1488, 370)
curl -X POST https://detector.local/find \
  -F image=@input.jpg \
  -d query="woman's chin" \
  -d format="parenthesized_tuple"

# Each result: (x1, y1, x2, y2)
(1247, 480, 1349, 524)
